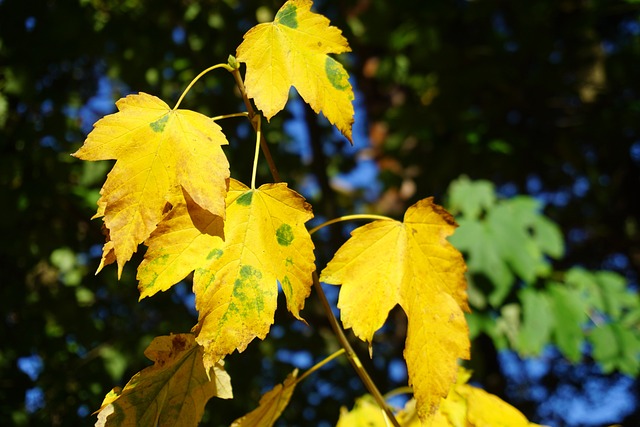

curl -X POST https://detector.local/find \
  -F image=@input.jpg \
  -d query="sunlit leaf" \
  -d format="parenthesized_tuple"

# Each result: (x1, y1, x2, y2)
(341, 368, 546, 427)
(335, 395, 388, 427)
(236, 0, 355, 141)
(95, 334, 232, 427)
(458, 382, 544, 427)
(230, 370, 298, 427)
(321, 198, 469, 422)
(193, 180, 315, 369)
(136, 189, 224, 299)
(408, 367, 544, 427)
(72, 92, 229, 276)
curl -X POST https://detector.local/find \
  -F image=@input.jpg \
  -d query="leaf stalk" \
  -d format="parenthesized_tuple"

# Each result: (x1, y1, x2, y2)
(308, 214, 394, 235)
(312, 273, 401, 427)
(251, 115, 262, 189)
(211, 112, 250, 122)
(173, 63, 233, 110)
(231, 67, 281, 182)
(295, 348, 346, 385)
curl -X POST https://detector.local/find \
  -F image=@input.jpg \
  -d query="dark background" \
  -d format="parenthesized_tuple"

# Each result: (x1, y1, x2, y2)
(1, 0, 639, 425)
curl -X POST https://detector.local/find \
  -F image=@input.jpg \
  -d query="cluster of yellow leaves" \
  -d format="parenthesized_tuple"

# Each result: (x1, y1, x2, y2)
(337, 368, 546, 427)
(73, 0, 348, 369)
(74, 1, 478, 426)
(321, 198, 470, 423)
(72, 93, 230, 277)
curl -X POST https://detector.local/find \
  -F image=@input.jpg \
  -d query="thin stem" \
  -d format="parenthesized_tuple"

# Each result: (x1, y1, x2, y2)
(312, 273, 401, 427)
(308, 214, 393, 235)
(231, 60, 399, 425)
(231, 67, 281, 182)
(211, 112, 250, 122)
(251, 115, 262, 189)
(173, 63, 233, 110)
(295, 348, 346, 385)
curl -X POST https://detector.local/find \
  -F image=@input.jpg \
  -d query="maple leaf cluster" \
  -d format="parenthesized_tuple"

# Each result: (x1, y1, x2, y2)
(72, 1, 542, 426)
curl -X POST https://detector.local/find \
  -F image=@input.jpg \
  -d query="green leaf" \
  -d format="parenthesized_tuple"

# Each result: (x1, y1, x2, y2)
(548, 284, 588, 362)
(447, 176, 495, 219)
(530, 215, 564, 259)
(590, 324, 619, 372)
(487, 201, 541, 284)
(596, 271, 633, 318)
(517, 288, 554, 356)
(449, 219, 512, 306)
(590, 323, 640, 376)
(566, 268, 604, 311)
(448, 184, 564, 307)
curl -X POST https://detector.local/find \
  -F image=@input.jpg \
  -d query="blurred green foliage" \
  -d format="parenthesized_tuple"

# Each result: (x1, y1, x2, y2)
(447, 177, 640, 376)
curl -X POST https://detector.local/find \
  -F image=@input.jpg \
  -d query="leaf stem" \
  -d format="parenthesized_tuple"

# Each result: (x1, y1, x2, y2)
(308, 214, 393, 235)
(312, 273, 401, 427)
(173, 63, 233, 110)
(231, 67, 281, 182)
(251, 115, 262, 189)
(211, 112, 250, 122)
(295, 348, 346, 385)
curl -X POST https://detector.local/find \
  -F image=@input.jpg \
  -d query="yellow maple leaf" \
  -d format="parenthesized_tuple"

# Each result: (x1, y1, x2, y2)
(346, 369, 546, 427)
(335, 394, 389, 426)
(193, 179, 315, 369)
(136, 189, 224, 299)
(320, 198, 470, 422)
(95, 334, 232, 427)
(432, 368, 547, 427)
(458, 383, 544, 427)
(230, 369, 298, 427)
(236, 0, 355, 142)
(72, 92, 229, 276)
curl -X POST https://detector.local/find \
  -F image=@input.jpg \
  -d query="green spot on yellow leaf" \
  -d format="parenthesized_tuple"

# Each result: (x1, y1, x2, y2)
(325, 57, 350, 91)
(276, 224, 294, 246)
(232, 265, 265, 313)
(150, 114, 169, 132)
(144, 272, 159, 290)
(207, 248, 223, 260)
(240, 264, 262, 280)
(152, 253, 170, 265)
(236, 191, 253, 206)
(276, 2, 298, 28)
(282, 276, 293, 297)
(192, 181, 315, 368)
(236, 0, 355, 142)
(195, 268, 215, 290)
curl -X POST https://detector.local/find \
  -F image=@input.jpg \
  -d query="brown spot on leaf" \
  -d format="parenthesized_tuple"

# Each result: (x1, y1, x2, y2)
(428, 198, 458, 227)
(172, 334, 187, 352)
